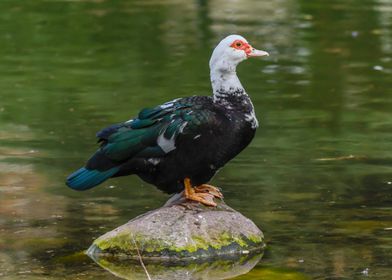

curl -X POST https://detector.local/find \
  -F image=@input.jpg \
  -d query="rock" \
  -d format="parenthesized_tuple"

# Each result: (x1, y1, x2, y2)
(87, 193, 264, 261)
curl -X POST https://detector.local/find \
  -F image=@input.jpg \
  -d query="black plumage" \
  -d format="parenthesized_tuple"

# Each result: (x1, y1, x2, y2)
(67, 95, 255, 194)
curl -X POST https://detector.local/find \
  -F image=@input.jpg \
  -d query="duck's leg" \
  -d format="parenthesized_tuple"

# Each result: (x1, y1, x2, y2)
(183, 178, 217, 207)
(194, 184, 223, 199)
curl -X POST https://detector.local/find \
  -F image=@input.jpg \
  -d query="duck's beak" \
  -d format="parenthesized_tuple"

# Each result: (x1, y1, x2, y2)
(247, 48, 269, 58)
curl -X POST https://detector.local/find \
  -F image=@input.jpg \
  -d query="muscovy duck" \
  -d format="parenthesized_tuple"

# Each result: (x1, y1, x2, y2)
(66, 34, 268, 206)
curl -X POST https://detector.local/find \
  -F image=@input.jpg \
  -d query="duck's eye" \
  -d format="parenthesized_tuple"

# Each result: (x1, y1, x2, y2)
(230, 40, 246, 49)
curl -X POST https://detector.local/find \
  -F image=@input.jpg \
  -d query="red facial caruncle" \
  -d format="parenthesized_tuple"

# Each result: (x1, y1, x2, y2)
(230, 39, 253, 57)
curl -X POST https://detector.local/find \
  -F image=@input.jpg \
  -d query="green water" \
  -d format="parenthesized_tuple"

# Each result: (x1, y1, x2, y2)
(1, 0, 391, 279)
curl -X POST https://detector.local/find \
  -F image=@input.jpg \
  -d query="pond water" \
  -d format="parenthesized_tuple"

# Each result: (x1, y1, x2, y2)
(1, 0, 391, 279)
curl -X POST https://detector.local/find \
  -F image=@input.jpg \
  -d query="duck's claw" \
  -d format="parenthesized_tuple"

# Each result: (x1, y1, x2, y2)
(194, 184, 223, 199)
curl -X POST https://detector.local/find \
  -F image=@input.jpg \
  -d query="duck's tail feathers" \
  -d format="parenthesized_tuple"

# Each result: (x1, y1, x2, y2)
(66, 167, 119, 191)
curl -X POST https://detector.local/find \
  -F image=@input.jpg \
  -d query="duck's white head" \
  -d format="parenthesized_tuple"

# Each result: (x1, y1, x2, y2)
(209, 34, 269, 73)
(209, 35, 269, 100)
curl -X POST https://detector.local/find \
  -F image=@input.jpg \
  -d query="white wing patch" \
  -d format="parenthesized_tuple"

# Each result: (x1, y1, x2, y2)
(157, 121, 188, 153)
(157, 132, 176, 153)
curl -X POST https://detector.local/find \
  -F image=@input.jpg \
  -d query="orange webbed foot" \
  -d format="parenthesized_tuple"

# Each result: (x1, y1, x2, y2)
(183, 178, 218, 207)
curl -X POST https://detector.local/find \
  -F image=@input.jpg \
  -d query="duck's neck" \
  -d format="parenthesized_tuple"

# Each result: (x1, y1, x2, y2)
(211, 68, 246, 102)
(210, 68, 259, 128)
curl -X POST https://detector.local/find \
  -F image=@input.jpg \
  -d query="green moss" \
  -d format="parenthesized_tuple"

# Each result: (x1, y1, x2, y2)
(191, 235, 211, 251)
(95, 230, 264, 257)
(248, 234, 263, 244)
(95, 233, 132, 251)
(191, 232, 249, 251)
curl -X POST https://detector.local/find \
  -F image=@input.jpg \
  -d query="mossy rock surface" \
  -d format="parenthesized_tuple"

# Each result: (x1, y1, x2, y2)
(87, 193, 264, 261)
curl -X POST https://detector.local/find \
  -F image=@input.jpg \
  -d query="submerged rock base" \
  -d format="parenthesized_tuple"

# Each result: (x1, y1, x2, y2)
(87, 193, 264, 262)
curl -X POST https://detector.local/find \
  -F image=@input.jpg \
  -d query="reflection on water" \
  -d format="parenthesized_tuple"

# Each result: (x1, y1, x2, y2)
(0, 0, 391, 279)
(90, 252, 263, 280)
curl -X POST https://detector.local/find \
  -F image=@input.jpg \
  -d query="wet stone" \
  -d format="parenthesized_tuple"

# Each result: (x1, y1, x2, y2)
(87, 193, 265, 262)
